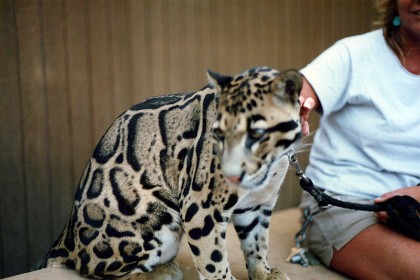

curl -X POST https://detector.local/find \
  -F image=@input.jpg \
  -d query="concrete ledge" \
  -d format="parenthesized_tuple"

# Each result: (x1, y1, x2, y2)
(5, 208, 347, 280)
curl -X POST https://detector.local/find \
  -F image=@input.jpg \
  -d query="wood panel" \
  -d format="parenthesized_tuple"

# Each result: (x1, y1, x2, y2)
(66, 0, 94, 181)
(0, 0, 28, 275)
(16, 0, 52, 270)
(0, 0, 377, 277)
(42, 0, 74, 239)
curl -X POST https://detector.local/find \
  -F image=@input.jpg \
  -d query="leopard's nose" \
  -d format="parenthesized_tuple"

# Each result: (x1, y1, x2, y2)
(225, 175, 241, 184)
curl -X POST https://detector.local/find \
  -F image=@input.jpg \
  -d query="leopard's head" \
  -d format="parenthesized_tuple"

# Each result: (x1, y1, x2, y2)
(208, 67, 302, 191)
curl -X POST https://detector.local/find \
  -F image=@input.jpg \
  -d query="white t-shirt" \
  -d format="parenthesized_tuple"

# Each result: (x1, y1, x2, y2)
(300, 29, 420, 199)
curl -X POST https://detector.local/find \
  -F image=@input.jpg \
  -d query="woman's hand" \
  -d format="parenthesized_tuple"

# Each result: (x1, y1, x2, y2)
(299, 96, 315, 136)
(374, 186, 420, 223)
(299, 76, 319, 136)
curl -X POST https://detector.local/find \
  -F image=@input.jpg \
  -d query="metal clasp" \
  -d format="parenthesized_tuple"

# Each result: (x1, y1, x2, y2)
(288, 150, 310, 183)
(288, 150, 329, 208)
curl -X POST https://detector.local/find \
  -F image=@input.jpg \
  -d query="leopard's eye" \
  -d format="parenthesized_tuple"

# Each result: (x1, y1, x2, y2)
(248, 128, 265, 141)
(213, 127, 224, 140)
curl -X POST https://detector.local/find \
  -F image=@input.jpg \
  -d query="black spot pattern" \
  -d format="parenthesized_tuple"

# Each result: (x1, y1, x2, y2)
(74, 162, 91, 202)
(105, 221, 135, 238)
(83, 203, 105, 228)
(213, 209, 224, 223)
(140, 171, 156, 190)
(120, 262, 140, 273)
(185, 203, 199, 222)
(205, 264, 216, 273)
(130, 94, 183, 111)
(160, 211, 173, 225)
(107, 261, 123, 272)
(275, 132, 302, 149)
(201, 215, 215, 236)
(232, 207, 253, 215)
(79, 227, 99, 245)
(188, 228, 202, 240)
(118, 240, 143, 263)
(93, 241, 114, 259)
(234, 217, 259, 240)
(201, 192, 213, 209)
(261, 220, 270, 228)
(211, 250, 223, 262)
(87, 169, 104, 199)
(78, 249, 91, 276)
(94, 261, 106, 277)
(48, 248, 69, 259)
(192, 181, 203, 192)
(223, 193, 238, 210)
(266, 120, 298, 133)
(188, 215, 215, 240)
(64, 208, 77, 251)
(189, 243, 200, 256)
(93, 123, 120, 164)
(142, 230, 156, 251)
(126, 113, 143, 171)
(115, 153, 124, 164)
(64, 259, 76, 270)
(262, 209, 272, 216)
(177, 148, 188, 171)
(110, 167, 140, 216)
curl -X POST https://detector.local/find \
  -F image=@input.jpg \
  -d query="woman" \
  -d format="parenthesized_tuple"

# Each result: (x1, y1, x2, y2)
(298, 0, 420, 279)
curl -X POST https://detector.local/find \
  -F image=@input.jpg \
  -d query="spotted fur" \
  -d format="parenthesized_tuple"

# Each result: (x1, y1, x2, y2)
(43, 67, 302, 280)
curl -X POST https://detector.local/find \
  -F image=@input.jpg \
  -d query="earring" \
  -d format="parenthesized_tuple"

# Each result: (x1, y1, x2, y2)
(392, 16, 401, 27)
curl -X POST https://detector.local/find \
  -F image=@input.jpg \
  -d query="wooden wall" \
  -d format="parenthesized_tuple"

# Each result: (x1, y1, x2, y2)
(0, 0, 376, 277)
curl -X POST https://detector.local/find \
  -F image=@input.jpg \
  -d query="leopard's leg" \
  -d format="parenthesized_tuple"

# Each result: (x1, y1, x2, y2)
(232, 205, 290, 280)
(182, 205, 236, 280)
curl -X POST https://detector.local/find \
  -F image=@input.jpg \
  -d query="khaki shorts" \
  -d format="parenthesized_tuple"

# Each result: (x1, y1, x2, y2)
(299, 190, 378, 266)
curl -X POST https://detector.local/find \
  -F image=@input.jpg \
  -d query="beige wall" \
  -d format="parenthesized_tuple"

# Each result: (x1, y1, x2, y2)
(0, 0, 376, 277)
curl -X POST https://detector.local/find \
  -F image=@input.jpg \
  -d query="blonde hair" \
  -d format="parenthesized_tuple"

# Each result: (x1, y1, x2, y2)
(373, 0, 404, 59)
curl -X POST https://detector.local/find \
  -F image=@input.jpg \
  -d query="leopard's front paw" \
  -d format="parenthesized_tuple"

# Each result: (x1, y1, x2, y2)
(265, 268, 290, 280)
(250, 267, 290, 280)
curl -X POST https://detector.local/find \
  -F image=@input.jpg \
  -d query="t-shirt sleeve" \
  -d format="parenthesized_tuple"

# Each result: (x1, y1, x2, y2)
(300, 40, 352, 116)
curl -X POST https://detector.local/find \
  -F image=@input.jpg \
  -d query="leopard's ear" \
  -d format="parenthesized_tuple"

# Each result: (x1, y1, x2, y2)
(207, 70, 233, 93)
(271, 69, 302, 104)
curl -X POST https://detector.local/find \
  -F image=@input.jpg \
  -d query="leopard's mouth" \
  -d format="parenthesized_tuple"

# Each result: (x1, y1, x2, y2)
(232, 160, 273, 191)
(222, 148, 292, 190)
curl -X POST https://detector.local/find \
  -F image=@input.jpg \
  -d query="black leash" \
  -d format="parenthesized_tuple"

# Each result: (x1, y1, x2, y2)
(288, 151, 420, 241)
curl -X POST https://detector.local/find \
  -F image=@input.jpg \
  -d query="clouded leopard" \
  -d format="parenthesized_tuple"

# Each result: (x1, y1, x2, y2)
(43, 67, 302, 280)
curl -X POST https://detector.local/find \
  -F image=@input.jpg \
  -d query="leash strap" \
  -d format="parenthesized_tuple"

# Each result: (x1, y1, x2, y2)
(288, 151, 420, 241)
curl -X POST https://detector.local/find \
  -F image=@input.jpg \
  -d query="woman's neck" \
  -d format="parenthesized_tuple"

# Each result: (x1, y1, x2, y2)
(400, 28, 420, 75)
